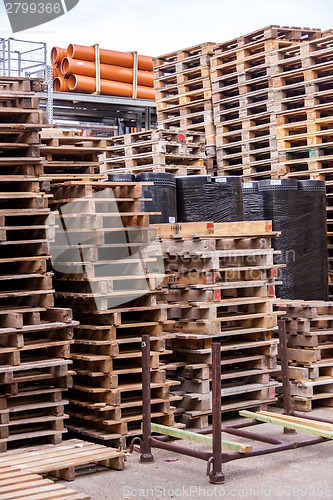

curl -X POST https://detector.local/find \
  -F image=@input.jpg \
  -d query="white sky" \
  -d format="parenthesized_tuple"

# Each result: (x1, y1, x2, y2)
(0, 0, 333, 58)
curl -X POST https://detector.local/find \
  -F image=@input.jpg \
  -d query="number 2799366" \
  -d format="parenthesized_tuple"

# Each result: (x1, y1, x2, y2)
(5, 2, 62, 14)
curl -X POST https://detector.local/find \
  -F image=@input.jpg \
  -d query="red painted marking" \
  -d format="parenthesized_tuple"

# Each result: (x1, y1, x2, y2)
(271, 268, 278, 278)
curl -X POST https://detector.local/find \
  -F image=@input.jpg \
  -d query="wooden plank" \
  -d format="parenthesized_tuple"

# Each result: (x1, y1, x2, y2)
(153, 221, 274, 238)
(150, 423, 252, 453)
(240, 410, 333, 439)
(258, 411, 333, 432)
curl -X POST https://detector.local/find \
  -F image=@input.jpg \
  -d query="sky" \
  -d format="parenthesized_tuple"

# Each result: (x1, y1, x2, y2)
(0, 0, 333, 59)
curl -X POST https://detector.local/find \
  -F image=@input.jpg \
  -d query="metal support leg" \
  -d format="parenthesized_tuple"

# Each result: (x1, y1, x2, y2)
(278, 319, 296, 435)
(208, 342, 225, 484)
(140, 334, 154, 463)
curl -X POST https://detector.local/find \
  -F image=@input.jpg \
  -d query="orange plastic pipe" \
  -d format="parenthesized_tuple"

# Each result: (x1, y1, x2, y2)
(51, 47, 68, 65)
(53, 77, 70, 92)
(62, 57, 154, 87)
(52, 66, 62, 79)
(68, 74, 155, 99)
(67, 44, 153, 72)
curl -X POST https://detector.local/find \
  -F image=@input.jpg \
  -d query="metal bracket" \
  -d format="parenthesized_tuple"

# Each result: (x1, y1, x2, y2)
(132, 51, 138, 99)
(129, 436, 143, 453)
(46, 64, 53, 124)
(207, 457, 226, 484)
(92, 43, 101, 95)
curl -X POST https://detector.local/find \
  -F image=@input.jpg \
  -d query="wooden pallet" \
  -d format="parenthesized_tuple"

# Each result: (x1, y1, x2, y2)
(0, 107, 47, 127)
(103, 128, 206, 175)
(68, 377, 176, 436)
(153, 42, 215, 70)
(212, 26, 321, 56)
(270, 31, 333, 76)
(215, 115, 280, 179)
(40, 128, 106, 177)
(103, 153, 206, 173)
(103, 163, 207, 176)
(0, 439, 125, 481)
(275, 300, 333, 410)
(156, 99, 216, 148)
(156, 80, 212, 110)
(277, 379, 333, 412)
(282, 395, 333, 412)
(0, 76, 46, 93)
(0, 465, 90, 500)
(154, 55, 212, 90)
(106, 129, 205, 155)
(40, 128, 107, 147)
(277, 145, 333, 178)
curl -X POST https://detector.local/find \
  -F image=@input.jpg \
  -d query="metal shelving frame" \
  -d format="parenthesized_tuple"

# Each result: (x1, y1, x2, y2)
(0, 37, 157, 134)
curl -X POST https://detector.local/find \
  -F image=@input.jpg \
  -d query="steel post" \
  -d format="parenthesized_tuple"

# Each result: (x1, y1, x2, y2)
(140, 334, 154, 463)
(278, 319, 296, 434)
(7, 38, 11, 76)
(209, 342, 225, 484)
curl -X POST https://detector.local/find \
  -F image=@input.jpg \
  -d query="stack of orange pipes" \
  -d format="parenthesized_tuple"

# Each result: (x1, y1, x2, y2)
(51, 44, 155, 99)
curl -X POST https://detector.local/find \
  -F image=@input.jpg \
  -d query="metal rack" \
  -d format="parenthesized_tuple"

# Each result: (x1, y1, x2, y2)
(37, 90, 157, 134)
(0, 38, 47, 78)
(131, 323, 333, 484)
(0, 37, 157, 134)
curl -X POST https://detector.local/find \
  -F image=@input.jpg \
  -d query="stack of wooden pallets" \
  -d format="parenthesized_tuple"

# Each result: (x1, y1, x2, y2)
(154, 221, 281, 428)
(0, 77, 79, 452)
(153, 43, 216, 159)
(102, 129, 208, 176)
(210, 26, 322, 179)
(273, 31, 333, 179)
(40, 128, 107, 179)
(276, 300, 333, 411)
(270, 31, 333, 297)
(46, 178, 178, 447)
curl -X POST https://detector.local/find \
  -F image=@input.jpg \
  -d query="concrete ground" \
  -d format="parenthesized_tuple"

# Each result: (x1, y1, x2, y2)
(63, 408, 333, 500)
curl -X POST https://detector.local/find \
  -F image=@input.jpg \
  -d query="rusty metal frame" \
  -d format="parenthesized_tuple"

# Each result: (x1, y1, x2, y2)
(130, 322, 333, 483)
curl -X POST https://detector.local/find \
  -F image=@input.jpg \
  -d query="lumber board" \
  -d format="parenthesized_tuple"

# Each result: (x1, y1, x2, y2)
(150, 423, 252, 453)
(240, 410, 333, 439)
(258, 411, 333, 432)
